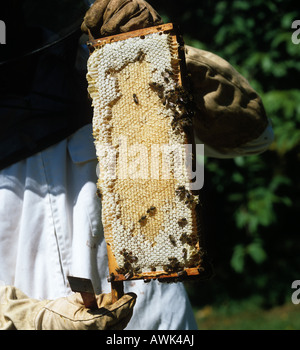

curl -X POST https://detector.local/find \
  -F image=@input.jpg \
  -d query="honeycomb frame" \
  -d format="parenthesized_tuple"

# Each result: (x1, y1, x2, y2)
(87, 23, 207, 283)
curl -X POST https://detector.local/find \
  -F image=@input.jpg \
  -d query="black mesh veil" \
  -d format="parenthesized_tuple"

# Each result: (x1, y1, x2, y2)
(0, 1, 94, 170)
(0, 0, 90, 64)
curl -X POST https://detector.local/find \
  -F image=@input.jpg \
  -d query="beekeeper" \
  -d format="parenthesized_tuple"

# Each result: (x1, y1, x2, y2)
(0, 0, 273, 330)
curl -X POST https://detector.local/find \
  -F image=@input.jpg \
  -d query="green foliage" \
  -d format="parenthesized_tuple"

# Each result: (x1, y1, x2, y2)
(195, 300, 300, 329)
(150, 0, 300, 307)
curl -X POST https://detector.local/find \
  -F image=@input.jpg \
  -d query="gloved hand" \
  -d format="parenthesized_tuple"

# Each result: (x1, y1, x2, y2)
(81, 0, 163, 38)
(185, 45, 269, 151)
(0, 285, 136, 330)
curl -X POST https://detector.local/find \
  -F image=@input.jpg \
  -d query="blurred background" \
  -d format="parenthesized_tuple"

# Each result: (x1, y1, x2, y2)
(150, 0, 300, 329)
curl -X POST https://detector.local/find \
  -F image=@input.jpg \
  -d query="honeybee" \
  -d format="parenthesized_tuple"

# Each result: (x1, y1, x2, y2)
(139, 215, 147, 225)
(163, 264, 172, 273)
(133, 93, 139, 104)
(149, 81, 164, 91)
(107, 273, 115, 282)
(176, 185, 186, 199)
(177, 270, 187, 278)
(133, 266, 141, 274)
(147, 206, 156, 214)
(161, 71, 168, 78)
(119, 248, 127, 256)
(157, 91, 164, 99)
(124, 271, 133, 280)
(116, 267, 126, 274)
(185, 192, 195, 205)
(167, 257, 180, 271)
(136, 50, 145, 62)
(179, 232, 187, 243)
(149, 81, 158, 88)
(130, 255, 138, 263)
(96, 188, 102, 199)
(177, 115, 192, 128)
(169, 235, 176, 246)
(180, 232, 192, 245)
(165, 68, 174, 76)
(167, 100, 176, 110)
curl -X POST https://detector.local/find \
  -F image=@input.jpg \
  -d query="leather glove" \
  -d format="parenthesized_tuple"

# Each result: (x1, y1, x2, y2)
(185, 45, 269, 151)
(81, 0, 163, 38)
(0, 285, 136, 330)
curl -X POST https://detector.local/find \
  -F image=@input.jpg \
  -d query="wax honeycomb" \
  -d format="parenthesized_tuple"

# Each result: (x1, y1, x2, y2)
(87, 27, 203, 280)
